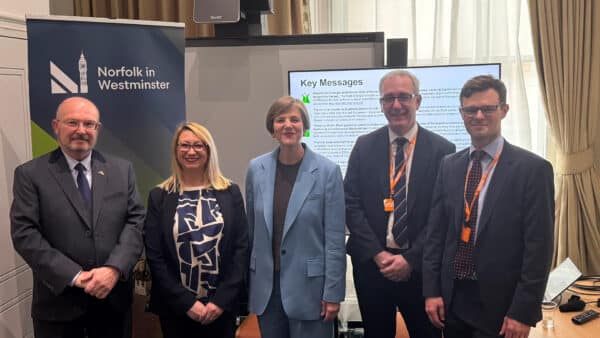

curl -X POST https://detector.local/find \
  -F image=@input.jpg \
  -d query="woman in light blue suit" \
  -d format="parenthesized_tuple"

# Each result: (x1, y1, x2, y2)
(246, 96, 346, 338)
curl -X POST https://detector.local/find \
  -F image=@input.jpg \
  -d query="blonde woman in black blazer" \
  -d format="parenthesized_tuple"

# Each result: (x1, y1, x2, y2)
(144, 122, 249, 338)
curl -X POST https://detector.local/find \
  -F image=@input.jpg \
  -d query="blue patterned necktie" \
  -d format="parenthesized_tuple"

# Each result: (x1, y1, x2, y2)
(392, 137, 409, 247)
(453, 150, 483, 279)
(75, 163, 91, 206)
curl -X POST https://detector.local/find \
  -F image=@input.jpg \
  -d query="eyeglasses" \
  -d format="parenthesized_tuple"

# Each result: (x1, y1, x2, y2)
(178, 143, 208, 152)
(59, 119, 101, 130)
(459, 105, 502, 116)
(380, 93, 417, 106)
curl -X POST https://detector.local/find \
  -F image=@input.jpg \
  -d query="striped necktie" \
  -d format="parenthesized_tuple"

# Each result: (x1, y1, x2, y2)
(392, 137, 409, 247)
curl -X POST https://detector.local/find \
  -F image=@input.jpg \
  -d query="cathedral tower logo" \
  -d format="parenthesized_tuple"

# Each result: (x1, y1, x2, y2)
(50, 51, 88, 94)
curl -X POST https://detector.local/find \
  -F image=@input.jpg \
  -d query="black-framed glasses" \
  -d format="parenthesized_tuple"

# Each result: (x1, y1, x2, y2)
(459, 105, 502, 116)
(178, 143, 208, 152)
(380, 93, 417, 105)
(59, 119, 101, 130)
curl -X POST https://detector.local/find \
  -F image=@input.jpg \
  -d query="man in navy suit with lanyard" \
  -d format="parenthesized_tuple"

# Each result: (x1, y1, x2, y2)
(423, 75, 554, 338)
(345, 70, 455, 338)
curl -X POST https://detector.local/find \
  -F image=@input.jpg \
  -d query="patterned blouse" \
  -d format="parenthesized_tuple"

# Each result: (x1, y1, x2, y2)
(173, 187, 224, 301)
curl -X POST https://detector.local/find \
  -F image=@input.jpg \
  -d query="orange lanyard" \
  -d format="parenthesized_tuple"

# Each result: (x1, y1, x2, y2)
(463, 145, 503, 224)
(389, 134, 417, 196)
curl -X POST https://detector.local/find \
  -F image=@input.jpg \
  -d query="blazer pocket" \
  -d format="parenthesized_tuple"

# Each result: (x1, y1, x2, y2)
(250, 255, 256, 271)
(308, 193, 322, 200)
(306, 258, 325, 277)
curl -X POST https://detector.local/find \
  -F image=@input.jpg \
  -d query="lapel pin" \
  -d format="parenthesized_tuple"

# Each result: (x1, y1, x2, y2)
(98, 170, 105, 176)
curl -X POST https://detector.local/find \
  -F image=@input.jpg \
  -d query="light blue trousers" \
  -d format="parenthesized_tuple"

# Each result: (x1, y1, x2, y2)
(257, 272, 333, 338)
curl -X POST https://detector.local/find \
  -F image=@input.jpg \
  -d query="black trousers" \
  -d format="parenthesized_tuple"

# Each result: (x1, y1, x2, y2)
(158, 311, 236, 338)
(33, 300, 131, 338)
(444, 280, 502, 338)
(352, 257, 441, 338)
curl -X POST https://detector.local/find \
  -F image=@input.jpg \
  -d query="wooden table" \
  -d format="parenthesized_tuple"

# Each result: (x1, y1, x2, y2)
(529, 290, 600, 338)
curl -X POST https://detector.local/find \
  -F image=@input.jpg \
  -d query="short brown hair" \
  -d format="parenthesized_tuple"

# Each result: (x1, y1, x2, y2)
(265, 96, 310, 135)
(460, 75, 507, 104)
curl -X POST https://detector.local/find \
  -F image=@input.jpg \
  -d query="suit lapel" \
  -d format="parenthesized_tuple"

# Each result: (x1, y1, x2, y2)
(47, 149, 91, 228)
(91, 152, 107, 228)
(215, 189, 231, 251)
(374, 128, 391, 200)
(259, 150, 277, 239)
(164, 192, 180, 261)
(476, 142, 514, 238)
(282, 148, 316, 240)
(408, 126, 432, 217)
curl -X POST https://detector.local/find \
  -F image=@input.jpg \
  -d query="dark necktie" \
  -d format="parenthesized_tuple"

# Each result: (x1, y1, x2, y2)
(453, 150, 483, 279)
(75, 163, 91, 206)
(392, 137, 409, 247)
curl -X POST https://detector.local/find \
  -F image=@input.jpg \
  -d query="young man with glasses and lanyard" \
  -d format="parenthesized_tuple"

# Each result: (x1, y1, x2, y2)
(423, 75, 554, 338)
(344, 70, 455, 338)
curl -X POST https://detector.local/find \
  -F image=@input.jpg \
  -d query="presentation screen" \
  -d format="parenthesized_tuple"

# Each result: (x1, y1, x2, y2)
(288, 64, 501, 175)
(186, 33, 384, 190)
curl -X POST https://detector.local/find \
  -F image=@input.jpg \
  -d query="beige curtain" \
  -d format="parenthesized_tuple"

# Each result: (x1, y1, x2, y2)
(529, 0, 600, 274)
(75, 0, 311, 37)
(73, 0, 214, 38)
(267, 0, 311, 34)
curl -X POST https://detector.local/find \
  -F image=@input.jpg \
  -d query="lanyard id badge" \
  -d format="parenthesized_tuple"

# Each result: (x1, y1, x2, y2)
(384, 133, 417, 213)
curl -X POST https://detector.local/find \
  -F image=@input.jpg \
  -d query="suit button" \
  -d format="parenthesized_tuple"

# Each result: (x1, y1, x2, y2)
(281, 250, 286, 255)
(85, 230, 92, 237)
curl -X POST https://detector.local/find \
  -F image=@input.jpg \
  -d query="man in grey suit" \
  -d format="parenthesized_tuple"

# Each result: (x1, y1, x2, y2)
(10, 97, 145, 338)
(423, 75, 554, 338)
(345, 70, 455, 338)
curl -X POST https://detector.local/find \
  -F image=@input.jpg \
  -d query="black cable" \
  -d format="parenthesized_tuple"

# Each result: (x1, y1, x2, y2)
(568, 289, 600, 296)
(572, 275, 600, 292)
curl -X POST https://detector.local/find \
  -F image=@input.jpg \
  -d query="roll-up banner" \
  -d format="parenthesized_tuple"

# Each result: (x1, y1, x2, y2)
(26, 15, 185, 199)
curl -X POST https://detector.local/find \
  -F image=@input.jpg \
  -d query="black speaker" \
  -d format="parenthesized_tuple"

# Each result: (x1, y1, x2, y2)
(559, 295, 586, 312)
(193, 0, 241, 23)
(193, 0, 274, 37)
(386, 38, 408, 67)
(242, 0, 273, 12)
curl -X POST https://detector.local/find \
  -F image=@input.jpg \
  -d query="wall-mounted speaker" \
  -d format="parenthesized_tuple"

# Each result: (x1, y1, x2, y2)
(193, 0, 241, 24)
(386, 38, 408, 67)
(243, 0, 273, 13)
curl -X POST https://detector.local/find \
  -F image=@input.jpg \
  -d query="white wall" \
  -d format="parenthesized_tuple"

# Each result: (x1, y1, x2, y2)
(0, 1, 48, 337)
(0, 0, 48, 15)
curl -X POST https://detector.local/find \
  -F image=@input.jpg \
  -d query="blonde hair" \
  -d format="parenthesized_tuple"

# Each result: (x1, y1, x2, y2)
(158, 122, 231, 193)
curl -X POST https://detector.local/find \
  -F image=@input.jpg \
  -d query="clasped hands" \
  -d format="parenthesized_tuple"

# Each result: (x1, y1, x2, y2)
(187, 301, 224, 325)
(74, 266, 119, 299)
(374, 250, 412, 282)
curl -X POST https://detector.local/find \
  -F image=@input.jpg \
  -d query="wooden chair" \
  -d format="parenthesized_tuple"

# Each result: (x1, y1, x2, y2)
(132, 295, 162, 338)
(236, 313, 260, 338)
